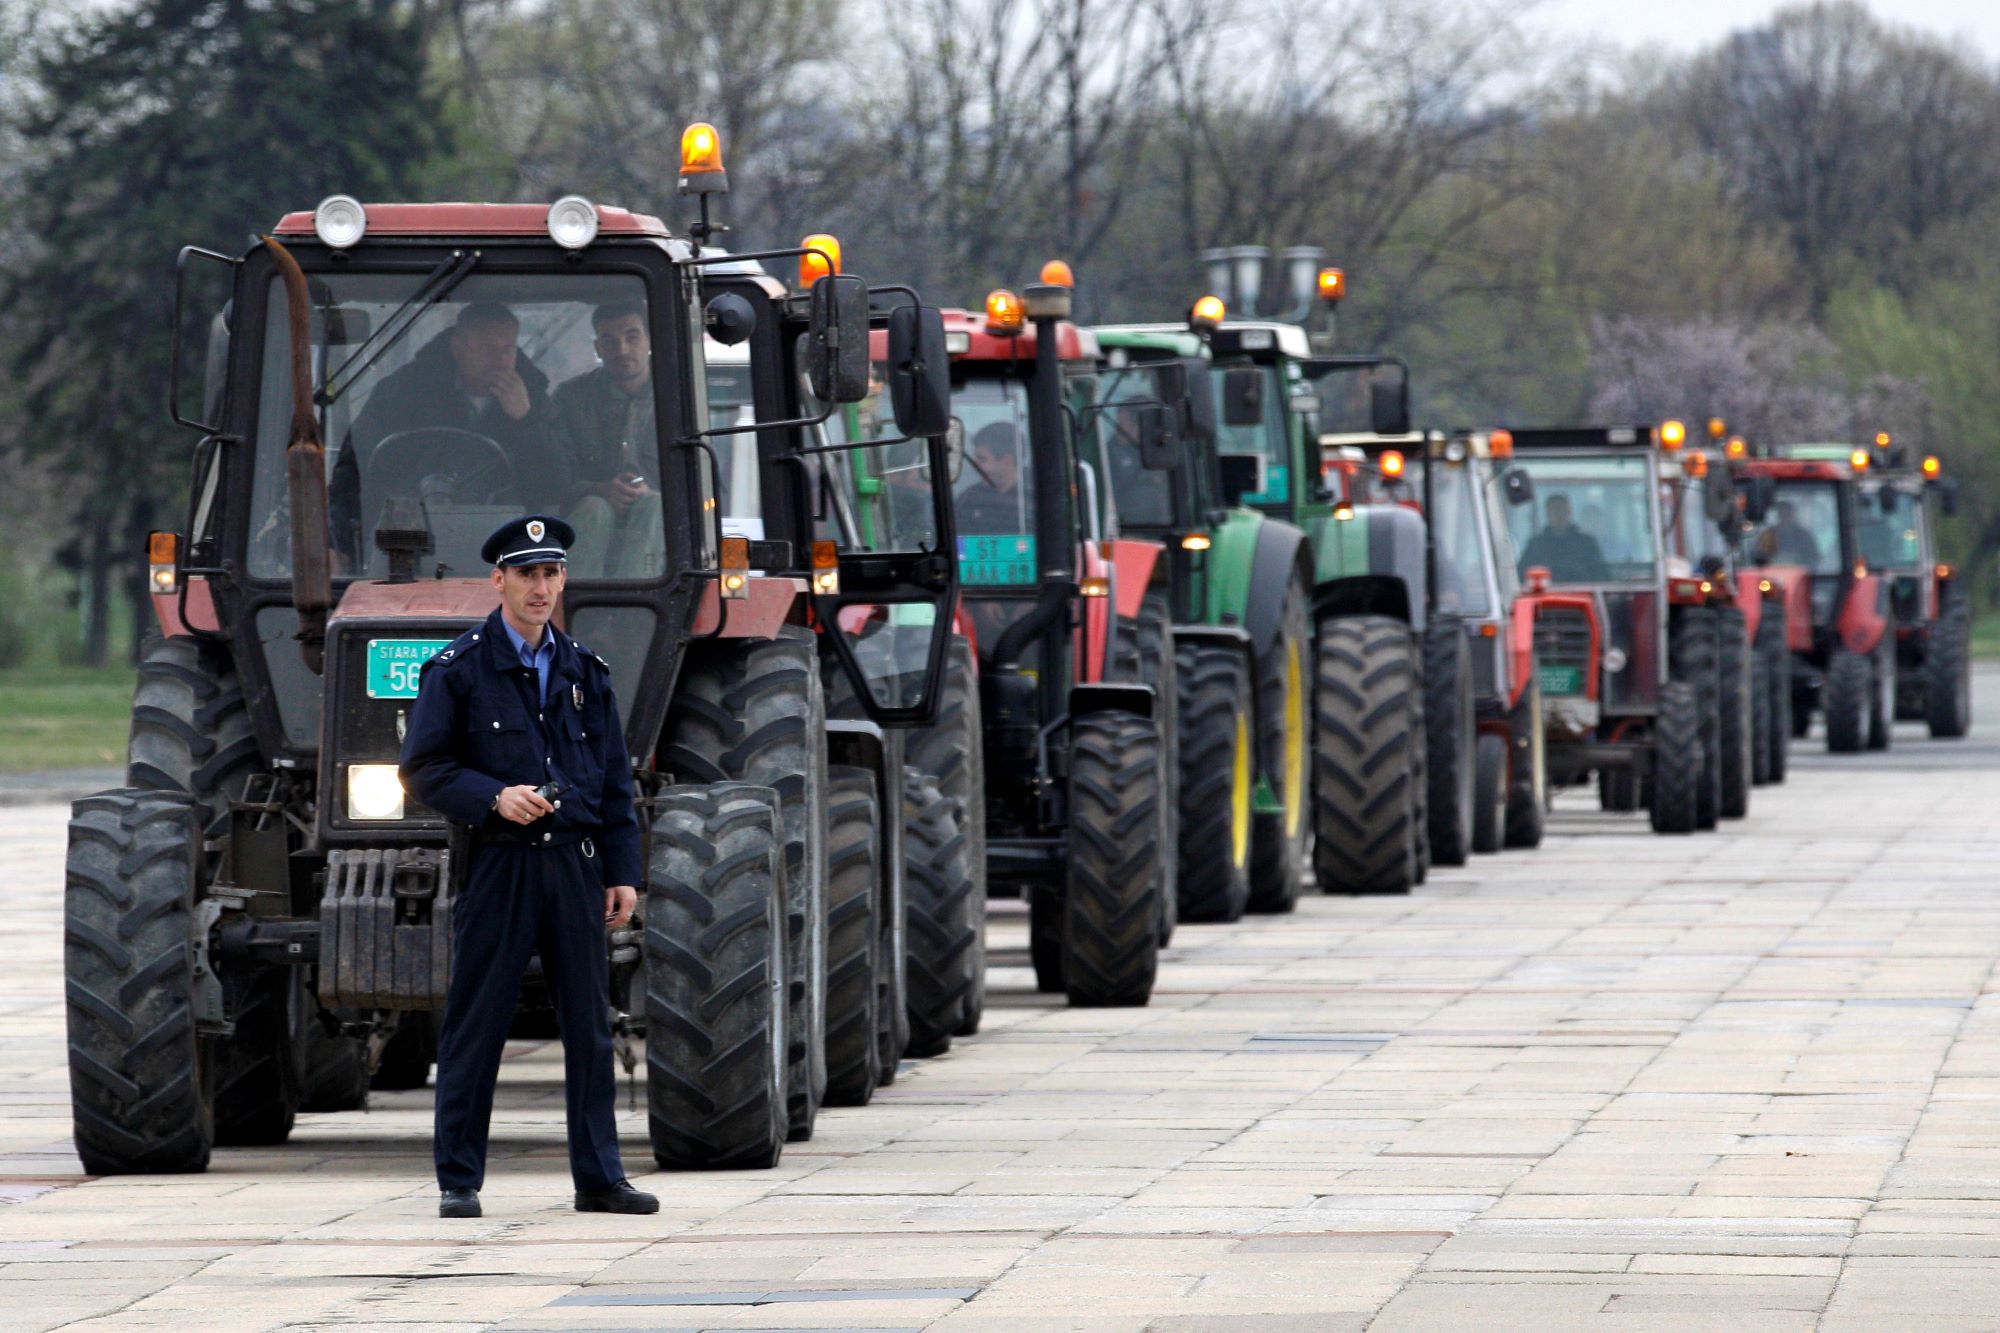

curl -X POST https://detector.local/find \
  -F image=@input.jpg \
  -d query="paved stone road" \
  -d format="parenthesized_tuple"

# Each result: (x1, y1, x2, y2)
(3, 677, 1999, 1331)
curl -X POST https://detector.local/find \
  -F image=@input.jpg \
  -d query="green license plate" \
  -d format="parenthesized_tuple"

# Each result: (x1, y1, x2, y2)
(366, 639, 452, 699)
(1539, 664, 1584, 696)
(959, 534, 1037, 585)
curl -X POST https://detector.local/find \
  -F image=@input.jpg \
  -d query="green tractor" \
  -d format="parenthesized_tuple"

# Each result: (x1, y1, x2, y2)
(1084, 322, 1312, 921)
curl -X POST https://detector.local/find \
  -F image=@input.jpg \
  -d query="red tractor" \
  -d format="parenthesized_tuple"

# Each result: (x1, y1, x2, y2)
(940, 282, 1174, 1006)
(1733, 441, 1969, 749)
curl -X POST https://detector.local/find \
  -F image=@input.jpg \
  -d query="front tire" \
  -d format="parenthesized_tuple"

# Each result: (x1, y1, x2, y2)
(1113, 592, 1179, 940)
(1423, 619, 1476, 867)
(822, 767, 882, 1105)
(1927, 591, 1973, 738)
(1064, 712, 1162, 1008)
(1173, 641, 1254, 923)
(1670, 609, 1722, 830)
(1503, 676, 1547, 849)
(903, 770, 976, 1058)
(1717, 607, 1751, 819)
(65, 790, 215, 1175)
(905, 635, 988, 1034)
(643, 784, 788, 1171)
(1471, 733, 1506, 854)
(1650, 683, 1701, 834)
(1825, 647, 1871, 753)
(1248, 583, 1311, 912)
(1313, 616, 1420, 896)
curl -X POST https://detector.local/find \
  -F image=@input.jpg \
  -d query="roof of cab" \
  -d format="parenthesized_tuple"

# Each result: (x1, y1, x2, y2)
(932, 308, 1099, 364)
(272, 202, 672, 239)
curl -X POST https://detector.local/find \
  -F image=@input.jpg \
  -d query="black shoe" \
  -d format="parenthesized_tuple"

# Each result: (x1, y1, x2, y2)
(439, 1187, 482, 1219)
(575, 1180, 658, 1215)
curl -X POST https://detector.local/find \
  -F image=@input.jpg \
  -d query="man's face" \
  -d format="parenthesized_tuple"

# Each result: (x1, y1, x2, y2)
(976, 445, 1018, 492)
(594, 314, 650, 389)
(1777, 501, 1797, 524)
(1545, 497, 1573, 530)
(493, 561, 566, 631)
(452, 318, 519, 389)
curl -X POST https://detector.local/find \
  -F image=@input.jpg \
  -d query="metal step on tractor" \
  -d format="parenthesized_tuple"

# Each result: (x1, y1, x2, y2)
(1495, 423, 1754, 832)
(1732, 440, 1969, 749)
(1659, 421, 1794, 798)
(87, 125, 964, 1177)
(1323, 426, 1554, 855)
(1086, 309, 1315, 923)
(937, 271, 1173, 1007)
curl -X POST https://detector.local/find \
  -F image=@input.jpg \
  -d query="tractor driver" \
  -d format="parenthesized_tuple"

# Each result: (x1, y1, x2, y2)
(1518, 493, 1611, 582)
(554, 301, 666, 577)
(331, 301, 566, 567)
(1762, 499, 1822, 569)
(955, 420, 1027, 535)
(400, 514, 658, 1222)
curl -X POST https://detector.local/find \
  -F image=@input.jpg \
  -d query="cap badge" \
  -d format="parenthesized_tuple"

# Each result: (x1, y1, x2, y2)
(527, 519, 546, 542)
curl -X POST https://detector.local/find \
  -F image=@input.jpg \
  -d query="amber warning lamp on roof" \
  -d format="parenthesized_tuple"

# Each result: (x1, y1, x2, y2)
(1190, 295, 1226, 333)
(1658, 419, 1686, 450)
(1726, 436, 1748, 459)
(1488, 428, 1514, 458)
(680, 122, 727, 194)
(800, 233, 841, 287)
(1040, 260, 1075, 287)
(1923, 454, 1943, 479)
(985, 289, 1025, 335)
(1380, 449, 1406, 479)
(1318, 268, 1346, 303)
(1849, 449, 1871, 472)
(1707, 417, 1727, 440)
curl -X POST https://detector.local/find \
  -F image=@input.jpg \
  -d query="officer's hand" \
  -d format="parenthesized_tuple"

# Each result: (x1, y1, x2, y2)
(604, 885, 637, 928)
(496, 784, 554, 824)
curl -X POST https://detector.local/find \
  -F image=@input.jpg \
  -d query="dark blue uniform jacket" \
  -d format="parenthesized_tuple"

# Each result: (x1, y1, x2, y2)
(399, 607, 643, 887)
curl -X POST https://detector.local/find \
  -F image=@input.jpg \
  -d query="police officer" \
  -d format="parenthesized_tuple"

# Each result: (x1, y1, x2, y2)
(400, 514, 659, 1219)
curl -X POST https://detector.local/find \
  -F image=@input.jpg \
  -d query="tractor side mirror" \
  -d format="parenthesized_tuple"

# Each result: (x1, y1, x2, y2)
(806, 274, 870, 404)
(887, 303, 950, 438)
(1222, 367, 1263, 427)
(1503, 468, 1535, 507)
(1740, 475, 1775, 524)
(1705, 476, 1737, 527)
(1181, 357, 1217, 442)
(1217, 453, 1265, 506)
(1370, 377, 1411, 436)
(1937, 477, 1960, 517)
(704, 292, 757, 346)
(1136, 404, 1179, 471)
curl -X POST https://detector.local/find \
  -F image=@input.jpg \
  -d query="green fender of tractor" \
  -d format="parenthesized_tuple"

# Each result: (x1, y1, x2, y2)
(1203, 506, 1312, 669)
(1307, 505, 1429, 633)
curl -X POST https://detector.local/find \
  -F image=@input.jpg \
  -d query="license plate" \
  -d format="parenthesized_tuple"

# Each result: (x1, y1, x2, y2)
(366, 639, 452, 699)
(959, 534, 1037, 586)
(1539, 664, 1584, 696)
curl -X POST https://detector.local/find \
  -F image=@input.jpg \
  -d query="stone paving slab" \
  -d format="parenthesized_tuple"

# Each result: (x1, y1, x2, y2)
(2, 677, 2000, 1328)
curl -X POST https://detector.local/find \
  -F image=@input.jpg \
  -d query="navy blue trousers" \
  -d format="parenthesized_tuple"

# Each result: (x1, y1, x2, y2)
(433, 840, 626, 1192)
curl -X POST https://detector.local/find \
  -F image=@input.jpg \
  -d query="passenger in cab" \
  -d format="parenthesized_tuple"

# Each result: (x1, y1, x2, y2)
(1518, 493, 1611, 582)
(1762, 500, 1822, 568)
(332, 301, 564, 565)
(555, 302, 664, 577)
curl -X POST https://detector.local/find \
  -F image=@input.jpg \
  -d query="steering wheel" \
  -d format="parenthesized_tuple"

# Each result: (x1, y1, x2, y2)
(365, 428, 516, 511)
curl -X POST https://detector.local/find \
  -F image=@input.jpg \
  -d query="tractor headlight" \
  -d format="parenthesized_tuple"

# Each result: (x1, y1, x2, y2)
(547, 195, 600, 250)
(347, 764, 406, 821)
(1602, 647, 1628, 673)
(313, 195, 368, 249)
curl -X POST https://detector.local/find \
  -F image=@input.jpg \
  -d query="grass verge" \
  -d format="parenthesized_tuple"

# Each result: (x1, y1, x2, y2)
(0, 665, 134, 774)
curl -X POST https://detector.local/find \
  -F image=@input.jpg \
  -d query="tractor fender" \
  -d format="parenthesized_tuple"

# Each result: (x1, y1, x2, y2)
(151, 575, 220, 638)
(1241, 517, 1313, 663)
(1078, 542, 1115, 684)
(1070, 681, 1154, 721)
(1733, 571, 1764, 642)
(950, 601, 980, 668)
(1837, 573, 1888, 655)
(824, 718, 888, 776)
(1105, 538, 1165, 621)
(1308, 505, 1428, 633)
(1173, 623, 1253, 651)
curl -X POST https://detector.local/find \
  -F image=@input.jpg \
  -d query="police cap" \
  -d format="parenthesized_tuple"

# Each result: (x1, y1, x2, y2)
(481, 514, 575, 568)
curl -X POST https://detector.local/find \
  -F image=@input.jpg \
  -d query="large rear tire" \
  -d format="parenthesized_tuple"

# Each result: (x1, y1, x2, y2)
(1750, 625, 1774, 786)
(65, 790, 215, 1175)
(662, 630, 827, 1142)
(1927, 591, 1973, 739)
(1670, 610, 1721, 830)
(1717, 607, 1752, 819)
(644, 784, 788, 1171)
(1762, 608, 1793, 780)
(822, 766, 881, 1105)
(1248, 583, 1310, 913)
(300, 1006, 370, 1112)
(126, 633, 262, 843)
(1312, 615, 1419, 896)
(1063, 712, 1162, 1008)
(1423, 619, 1476, 867)
(903, 770, 976, 1058)
(1650, 683, 1701, 834)
(1599, 767, 1639, 812)
(1867, 643, 1894, 751)
(1173, 641, 1254, 923)
(1825, 647, 1871, 753)
(213, 965, 303, 1146)
(905, 635, 988, 1034)
(1471, 733, 1506, 854)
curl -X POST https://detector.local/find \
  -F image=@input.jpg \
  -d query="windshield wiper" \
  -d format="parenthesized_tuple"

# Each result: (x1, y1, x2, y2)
(315, 248, 481, 408)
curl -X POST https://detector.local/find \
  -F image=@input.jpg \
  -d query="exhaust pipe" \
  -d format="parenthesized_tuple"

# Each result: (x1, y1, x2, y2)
(264, 238, 332, 674)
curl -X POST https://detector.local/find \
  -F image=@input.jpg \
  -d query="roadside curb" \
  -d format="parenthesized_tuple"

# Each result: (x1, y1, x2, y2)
(0, 771, 122, 810)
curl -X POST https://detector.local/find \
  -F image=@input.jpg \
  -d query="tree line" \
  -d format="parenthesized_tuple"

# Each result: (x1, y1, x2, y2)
(1, 0, 1996, 665)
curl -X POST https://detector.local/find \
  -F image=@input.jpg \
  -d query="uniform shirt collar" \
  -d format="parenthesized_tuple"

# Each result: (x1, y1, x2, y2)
(499, 616, 556, 668)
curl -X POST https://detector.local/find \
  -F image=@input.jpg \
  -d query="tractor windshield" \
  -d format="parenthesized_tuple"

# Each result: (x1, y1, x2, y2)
(1091, 363, 1175, 529)
(701, 352, 776, 542)
(1210, 361, 1289, 506)
(1746, 480, 1842, 575)
(949, 376, 1036, 584)
(1503, 453, 1659, 584)
(1857, 483, 1923, 571)
(1407, 460, 1493, 616)
(250, 271, 675, 583)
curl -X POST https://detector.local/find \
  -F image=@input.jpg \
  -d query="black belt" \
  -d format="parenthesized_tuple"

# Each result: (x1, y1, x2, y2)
(476, 826, 598, 852)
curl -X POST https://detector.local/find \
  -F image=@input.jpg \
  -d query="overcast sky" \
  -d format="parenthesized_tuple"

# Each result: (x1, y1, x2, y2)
(1536, 0, 2000, 60)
